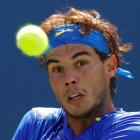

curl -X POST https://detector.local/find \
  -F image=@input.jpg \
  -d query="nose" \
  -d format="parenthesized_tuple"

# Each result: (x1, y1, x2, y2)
(65, 80, 76, 86)
(63, 70, 78, 86)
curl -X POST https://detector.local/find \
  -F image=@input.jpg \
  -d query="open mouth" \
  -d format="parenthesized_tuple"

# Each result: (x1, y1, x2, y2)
(68, 92, 84, 101)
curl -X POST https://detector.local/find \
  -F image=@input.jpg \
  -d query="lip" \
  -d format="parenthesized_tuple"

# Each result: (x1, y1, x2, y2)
(67, 91, 85, 104)
(67, 90, 83, 98)
(65, 87, 86, 102)
(68, 94, 85, 104)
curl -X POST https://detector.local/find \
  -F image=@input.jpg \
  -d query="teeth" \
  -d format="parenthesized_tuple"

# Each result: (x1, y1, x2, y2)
(69, 93, 80, 98)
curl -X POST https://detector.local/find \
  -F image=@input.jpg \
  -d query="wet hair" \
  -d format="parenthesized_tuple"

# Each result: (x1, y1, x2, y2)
(40, 7, 132, 96)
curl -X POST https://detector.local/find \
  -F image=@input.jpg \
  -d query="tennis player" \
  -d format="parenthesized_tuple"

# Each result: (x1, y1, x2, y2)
(13, 8, 140, 140)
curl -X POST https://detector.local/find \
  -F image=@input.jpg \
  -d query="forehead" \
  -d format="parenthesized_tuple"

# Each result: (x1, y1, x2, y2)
(48, 44, 96, 58)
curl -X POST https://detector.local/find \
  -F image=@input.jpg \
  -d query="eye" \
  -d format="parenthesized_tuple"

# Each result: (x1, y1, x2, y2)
(52, 66, 63, 73)
(77, 60, 88, 67)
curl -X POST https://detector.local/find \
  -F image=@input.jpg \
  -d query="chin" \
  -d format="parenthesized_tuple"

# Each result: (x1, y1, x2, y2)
(63, 106, 99, 119)
(63, 96, 105, 119)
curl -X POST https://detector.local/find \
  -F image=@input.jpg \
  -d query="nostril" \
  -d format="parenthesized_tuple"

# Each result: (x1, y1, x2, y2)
(65, 83, 69, 86)
(72, 81, 76, 84)
(65, 81, 76, 86)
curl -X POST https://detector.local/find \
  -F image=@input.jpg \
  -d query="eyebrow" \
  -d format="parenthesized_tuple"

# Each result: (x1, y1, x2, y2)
(71, 51, 91, 59)
(46, 51, 91, 67)
(46, 59, 59, 67)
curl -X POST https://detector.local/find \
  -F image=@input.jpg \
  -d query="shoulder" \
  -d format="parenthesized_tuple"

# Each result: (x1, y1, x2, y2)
(112, 110, 140, 129)
(12, 107, 64, 140)
(114, 109, 140, 119)
(28, 107, 63, 120)
(101, 109, 140, 140)
(19, 107, 64, 126)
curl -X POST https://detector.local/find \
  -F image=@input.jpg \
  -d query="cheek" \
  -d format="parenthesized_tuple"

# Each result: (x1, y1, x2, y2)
(81, 65, 106, 88)
(49, 77, 62, 103)
(49, 74, 64, 96)
(49, 75, 59, 90)
(49, 76, 58, 86)
(80, 64, 104, 79)
(49, 73, 61, 85)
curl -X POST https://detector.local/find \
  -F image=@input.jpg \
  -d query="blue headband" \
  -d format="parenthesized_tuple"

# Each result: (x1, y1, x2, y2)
(45, 24, 133, 78)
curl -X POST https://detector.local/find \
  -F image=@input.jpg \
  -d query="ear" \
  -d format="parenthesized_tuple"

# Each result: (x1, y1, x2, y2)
(104, 54, 118, 78)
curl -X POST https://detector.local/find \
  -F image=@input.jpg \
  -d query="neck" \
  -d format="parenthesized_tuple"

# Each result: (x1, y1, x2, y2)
(66, 99, 116, 135)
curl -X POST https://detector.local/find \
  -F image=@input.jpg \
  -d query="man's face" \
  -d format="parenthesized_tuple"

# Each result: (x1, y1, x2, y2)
(47, 44, 112, 119)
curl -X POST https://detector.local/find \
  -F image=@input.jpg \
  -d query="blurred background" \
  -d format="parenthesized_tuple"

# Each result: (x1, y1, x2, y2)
(0, 0, 140, 139)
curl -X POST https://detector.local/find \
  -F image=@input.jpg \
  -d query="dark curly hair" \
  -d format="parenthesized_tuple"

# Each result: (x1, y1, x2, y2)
(40, 7, 132, 96)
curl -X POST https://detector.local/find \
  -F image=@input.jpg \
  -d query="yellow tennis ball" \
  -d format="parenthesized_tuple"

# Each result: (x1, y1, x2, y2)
(16, 24, 49, 57)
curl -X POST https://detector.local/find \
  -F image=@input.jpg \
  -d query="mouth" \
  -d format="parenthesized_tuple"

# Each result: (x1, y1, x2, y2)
(68, 92, 84, 103)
